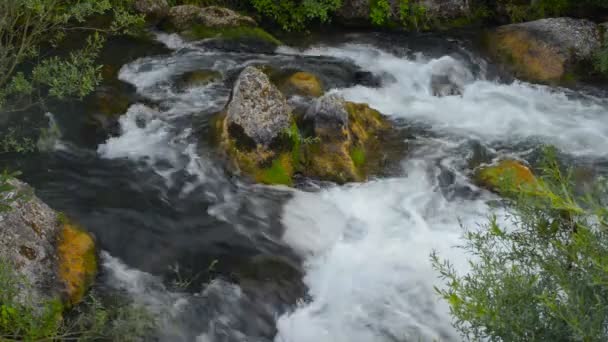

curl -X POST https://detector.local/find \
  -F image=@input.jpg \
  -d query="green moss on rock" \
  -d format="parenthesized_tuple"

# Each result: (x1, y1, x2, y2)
(184, 25, 282, 46)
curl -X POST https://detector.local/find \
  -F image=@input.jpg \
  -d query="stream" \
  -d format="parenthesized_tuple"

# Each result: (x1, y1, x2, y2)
(3, 30, 608, 341)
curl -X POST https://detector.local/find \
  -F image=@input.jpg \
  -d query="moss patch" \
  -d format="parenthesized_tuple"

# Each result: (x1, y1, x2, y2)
(184, 25, 282, 46)
(56, 218, 97, 307)
(477, 160, 537, 194)
(350, 147, 366, 168)
(256, 153, 294, 186)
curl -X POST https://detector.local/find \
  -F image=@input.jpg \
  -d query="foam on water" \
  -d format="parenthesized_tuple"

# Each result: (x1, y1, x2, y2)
(280, 44, 608, 157)
(275, 159, 496, 342)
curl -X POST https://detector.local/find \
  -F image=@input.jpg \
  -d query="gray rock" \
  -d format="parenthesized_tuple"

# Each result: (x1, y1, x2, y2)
(500, 17, 600, 61)
(305, 94, 349, 138)
(167, 5, 203, 31)
(199, 6, 257, 28)
(167, 5, 256, 31)
(133, 0, 169, 23)
(430, 56, 473, 97)
(0, 180, 62, 304)
(226, 66, 292, 146)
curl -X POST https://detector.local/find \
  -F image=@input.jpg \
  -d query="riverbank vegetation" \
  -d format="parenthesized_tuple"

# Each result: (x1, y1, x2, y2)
(0, 257, 153, 341)
(0, 0, 145, 112)
(432, 148, 608, 341)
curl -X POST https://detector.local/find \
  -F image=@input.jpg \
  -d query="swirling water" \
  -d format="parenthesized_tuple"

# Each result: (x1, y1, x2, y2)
(4, 31, 608, 341)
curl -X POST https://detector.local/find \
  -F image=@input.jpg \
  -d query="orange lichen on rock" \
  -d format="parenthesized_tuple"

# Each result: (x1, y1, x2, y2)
(477, 160, 537, 193)
(57, 219, 97, 306)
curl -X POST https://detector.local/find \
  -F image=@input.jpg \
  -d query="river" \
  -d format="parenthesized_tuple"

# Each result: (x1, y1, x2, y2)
(2, 30, 608, 341)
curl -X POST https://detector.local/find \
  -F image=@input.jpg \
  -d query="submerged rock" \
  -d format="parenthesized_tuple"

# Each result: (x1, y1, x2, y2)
(0, 180, 98, 307)
(487, 18, 601, 83)
(430, 57, 472, 97)
(476, 160, 537, 193)
(175, 69, 222, 90)
(283, 72, 324, 98)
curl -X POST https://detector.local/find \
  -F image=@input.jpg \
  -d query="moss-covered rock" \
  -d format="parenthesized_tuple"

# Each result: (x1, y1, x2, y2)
(183, 25, 281, 47)
(487, 18, 601, 83)
(476, 160, 537, 194)
(0, 180, 98, 310)
(282, 72, 324, 98)
(57, 218, 97, 307)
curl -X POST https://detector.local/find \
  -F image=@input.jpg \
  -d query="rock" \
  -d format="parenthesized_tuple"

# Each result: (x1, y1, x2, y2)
(487, 18, 601, 82)
(336, 0, 470, 26)
(304, 94, 349, 137)
(175, 70, 222, 90)
(476, 160, 537, 193)
(133, 0, 169, 24)
(0, 180, 97, 307)
(282, 72, 324, 98)
(226, 66, 292, 147)
(430, 57, 472, 97)
(166, 5, 203, 31)
(199, 6, 257, 28)
(166, 5, 256, 31)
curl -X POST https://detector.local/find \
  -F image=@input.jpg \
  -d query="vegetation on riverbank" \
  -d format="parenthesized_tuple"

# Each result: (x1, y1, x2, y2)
(433, 148, 608, 341)
(0, 257, 153, 341)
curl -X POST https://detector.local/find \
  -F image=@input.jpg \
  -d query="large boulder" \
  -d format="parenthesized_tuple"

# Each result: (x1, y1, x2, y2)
(336, 0, 470, 26)
(166, 5, 256, 31)
(0, 180, 97, 307)
(226, 66, 292, 147)
(214, 69, 397, 186)
(487, 18, 601, 83)
(133, 0, 169, 24)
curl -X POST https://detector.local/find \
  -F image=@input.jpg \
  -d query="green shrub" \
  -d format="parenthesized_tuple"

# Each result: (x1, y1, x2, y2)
(0, 0, 145, 111)
(249, 0, 342, 31)
(432, 148, 608, 341)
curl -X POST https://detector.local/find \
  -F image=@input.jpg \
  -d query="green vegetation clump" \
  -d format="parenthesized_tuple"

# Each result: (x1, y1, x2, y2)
(0, 0, 145, 111)
(433, 148, 608, 341)
(0, 257, 154, 341)
(249, 0, 342, 31)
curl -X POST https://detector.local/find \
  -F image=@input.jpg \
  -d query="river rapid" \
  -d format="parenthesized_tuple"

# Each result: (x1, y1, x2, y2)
(3, 30, 608, 341)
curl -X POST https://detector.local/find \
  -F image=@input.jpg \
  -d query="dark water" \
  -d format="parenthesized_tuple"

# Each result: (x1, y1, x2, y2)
(2, 29, 608, 341)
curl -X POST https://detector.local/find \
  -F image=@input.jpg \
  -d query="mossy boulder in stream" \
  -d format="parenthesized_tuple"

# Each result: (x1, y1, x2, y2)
(214, 67, 394, 186)
(216, 66, 296, 186)
(476, 160, 537, 194)
(0, 180, 98, 309)
(301, 95, 391, 183)
(487, 18, 601, 83)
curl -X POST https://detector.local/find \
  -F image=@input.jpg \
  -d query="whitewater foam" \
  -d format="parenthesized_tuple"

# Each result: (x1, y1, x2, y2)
(281, 44, 608, 157)
(276, 160, 497, 342)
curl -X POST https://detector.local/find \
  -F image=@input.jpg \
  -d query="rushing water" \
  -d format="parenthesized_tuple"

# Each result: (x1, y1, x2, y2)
(3, 30, 608, 341)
